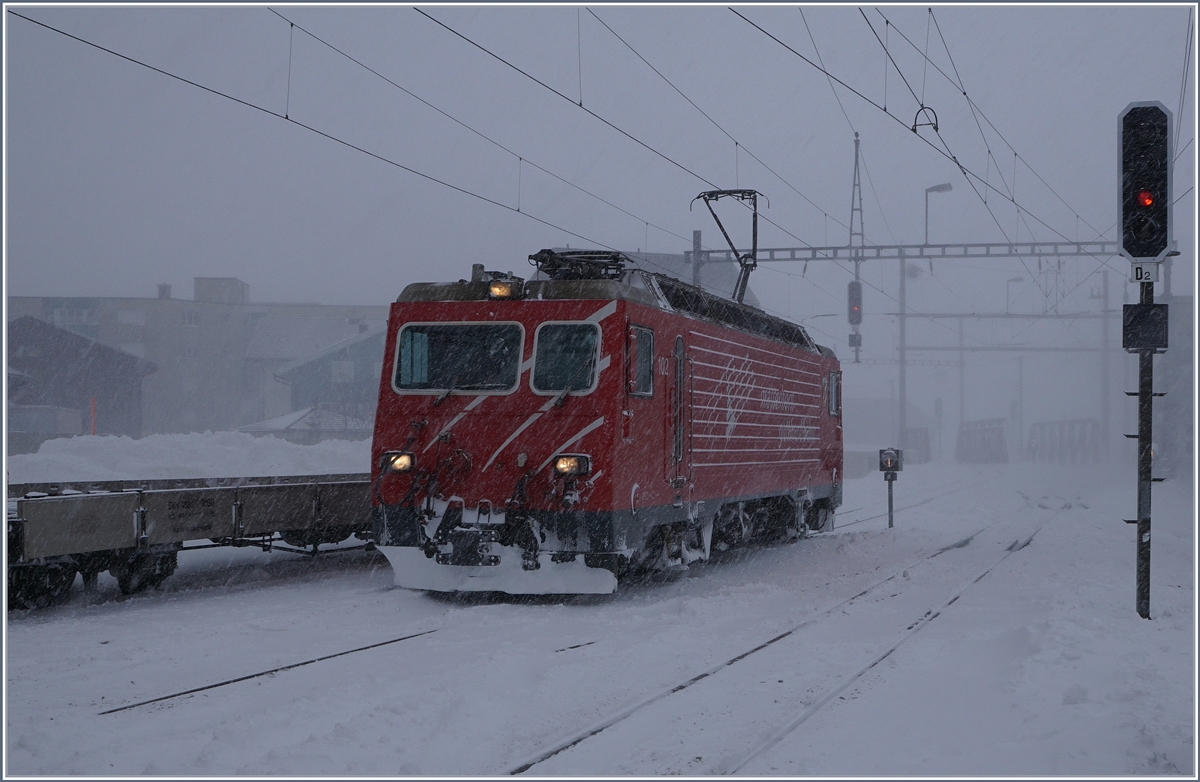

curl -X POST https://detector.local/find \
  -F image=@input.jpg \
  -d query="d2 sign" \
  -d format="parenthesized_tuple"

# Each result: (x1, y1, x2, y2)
(1130, 262, 1160, 283)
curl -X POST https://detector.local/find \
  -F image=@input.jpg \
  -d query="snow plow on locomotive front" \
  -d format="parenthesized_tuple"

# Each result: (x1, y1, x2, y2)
(371, 250, 843, 595)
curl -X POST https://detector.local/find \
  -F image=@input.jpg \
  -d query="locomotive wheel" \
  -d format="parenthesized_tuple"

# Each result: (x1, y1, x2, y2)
(805, 503, 833, 533)
(8, 562, 78, 610)
(112, 551, 178, 595)
(712, 503, 749, 550)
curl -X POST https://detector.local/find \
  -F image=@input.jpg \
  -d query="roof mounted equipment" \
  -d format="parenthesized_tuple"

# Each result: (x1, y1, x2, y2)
(529, 249, 632, 281)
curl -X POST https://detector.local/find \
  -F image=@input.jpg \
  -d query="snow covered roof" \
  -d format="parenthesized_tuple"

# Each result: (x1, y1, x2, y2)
(236, 406, 373, 434)
(8, 315, 158, 376)
(272, 324, 388, 380)
(244, 317, 380, 361)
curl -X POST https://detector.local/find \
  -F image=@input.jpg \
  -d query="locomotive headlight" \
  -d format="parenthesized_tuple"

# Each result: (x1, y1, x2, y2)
(488, 280, 521, 299)
(382, 451, 415, 473)
(553, 455, 590, 476)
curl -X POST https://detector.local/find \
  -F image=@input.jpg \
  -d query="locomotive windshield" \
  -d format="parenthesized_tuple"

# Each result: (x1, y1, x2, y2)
(533, 323, 599, 393)
(395, 323, 522, 392)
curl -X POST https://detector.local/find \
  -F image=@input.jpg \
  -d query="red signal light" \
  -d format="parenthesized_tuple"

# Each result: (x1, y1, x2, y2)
(1137, 190, 1155, 208)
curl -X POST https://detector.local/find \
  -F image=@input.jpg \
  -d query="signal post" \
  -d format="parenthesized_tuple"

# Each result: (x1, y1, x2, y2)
(1118, 101, 1173, 620)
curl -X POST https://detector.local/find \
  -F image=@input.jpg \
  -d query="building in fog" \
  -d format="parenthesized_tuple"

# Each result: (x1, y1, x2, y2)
(7, 316, 157, 453)
(8, 279, 387, 436)
(272, 325, 387, 424)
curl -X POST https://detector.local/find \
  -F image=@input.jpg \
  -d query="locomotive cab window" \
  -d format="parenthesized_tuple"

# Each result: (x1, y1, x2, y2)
(533, 322, 600, 394)
(828, 371, 841, 416)
(394, 323, 522, 393)
(628, 326, 654, 396)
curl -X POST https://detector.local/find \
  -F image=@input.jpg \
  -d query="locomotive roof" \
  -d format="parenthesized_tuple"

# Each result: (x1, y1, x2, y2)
(398, 262, 827, 356)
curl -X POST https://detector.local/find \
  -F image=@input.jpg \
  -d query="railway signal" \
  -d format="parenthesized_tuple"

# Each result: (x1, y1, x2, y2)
(1119, 102, 1173, 265)
(879, 448, 902, 528)
(848, 280, 863, 325)
(1118, 101, 1173, 621)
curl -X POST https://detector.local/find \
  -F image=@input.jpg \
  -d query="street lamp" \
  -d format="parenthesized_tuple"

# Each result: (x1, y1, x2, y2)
(1006, 276, 1024, 313)
(901, 181, 954, 450)
(924, 182, 953, 245)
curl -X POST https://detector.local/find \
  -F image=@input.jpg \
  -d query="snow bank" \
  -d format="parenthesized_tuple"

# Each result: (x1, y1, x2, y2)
(6, 432, 371, 484)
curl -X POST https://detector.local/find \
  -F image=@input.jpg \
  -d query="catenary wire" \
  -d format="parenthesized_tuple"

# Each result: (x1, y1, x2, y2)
(849, 10, 1066, 320)
(267, 8, 698, 250)
(587, 8, 850, 235)
(414, 7, 721, 192)
(6, 10, 640, 260)
(730, 9, 1108, 264)
(3, 7, 884, 355)
(411, 6, 974, 341)
(874, 9, 1110, 347)
(890, 8, 1114, 249)
(799, 8, 979, 314)
(850, 8, 1112, 347)
(1174, 7, 1193, 156)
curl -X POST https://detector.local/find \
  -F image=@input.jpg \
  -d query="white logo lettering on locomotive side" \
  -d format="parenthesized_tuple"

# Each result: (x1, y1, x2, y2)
(719, 360, 756, 438)
(759, 389, 798, 411)
(779, 422, 817, 443)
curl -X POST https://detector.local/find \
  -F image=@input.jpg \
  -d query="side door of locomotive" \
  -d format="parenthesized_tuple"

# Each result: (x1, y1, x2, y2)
(667, 332, 691, 488)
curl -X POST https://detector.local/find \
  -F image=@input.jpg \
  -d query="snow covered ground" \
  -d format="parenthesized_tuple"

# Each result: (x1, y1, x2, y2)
(4, 434, 1195, 776)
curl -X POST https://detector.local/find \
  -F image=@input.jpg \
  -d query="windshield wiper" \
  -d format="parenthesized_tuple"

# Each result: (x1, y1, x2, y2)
(432, 378, 457, 407)
(552, 355, 596, 408)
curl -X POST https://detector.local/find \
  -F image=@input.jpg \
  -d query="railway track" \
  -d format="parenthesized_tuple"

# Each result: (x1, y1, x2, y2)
(70, 477, 1003, 721)
(714, 524, 1051, 775)
(99, 629, 437, 715)
(504, 496, 1070, 775)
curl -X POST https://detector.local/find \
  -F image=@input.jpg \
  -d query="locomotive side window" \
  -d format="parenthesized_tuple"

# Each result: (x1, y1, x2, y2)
(533, 322, 600, 394)
(394, 323, 522, 393)
(628, 326, 654, 396)
(828, 371, 841, 416)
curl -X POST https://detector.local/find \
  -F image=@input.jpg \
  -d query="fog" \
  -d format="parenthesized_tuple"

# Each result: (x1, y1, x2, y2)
(5, 5, 1195, 447)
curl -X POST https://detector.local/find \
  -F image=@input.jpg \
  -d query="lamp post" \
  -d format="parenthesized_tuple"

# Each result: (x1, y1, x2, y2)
(1006, 276, 1024, 313)
(902, 182, 953, 450)
(924, 182, 953, 245)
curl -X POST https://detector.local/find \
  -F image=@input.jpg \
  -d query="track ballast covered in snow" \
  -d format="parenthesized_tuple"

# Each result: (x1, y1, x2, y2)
(4, 433, 1195, 775)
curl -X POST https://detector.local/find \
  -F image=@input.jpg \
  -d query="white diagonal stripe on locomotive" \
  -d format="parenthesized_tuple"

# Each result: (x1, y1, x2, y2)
(585, 300, 619, 323)
(481, 397, 557, 472)
(422, 394, 489, 453)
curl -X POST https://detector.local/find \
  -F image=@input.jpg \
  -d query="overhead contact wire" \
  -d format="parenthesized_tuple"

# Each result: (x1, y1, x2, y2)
(413, 6, 968, 339)
(413, 6, 859, 285)
(7, 10, 626, 256)
(887, 8, 1113, 246)
(414, 7, 721, 191)
(588, 9, 847, 233)
(268, 8, 695, 248)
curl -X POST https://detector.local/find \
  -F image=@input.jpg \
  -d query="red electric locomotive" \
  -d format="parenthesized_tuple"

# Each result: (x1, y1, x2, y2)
(371, 250, 842, 594)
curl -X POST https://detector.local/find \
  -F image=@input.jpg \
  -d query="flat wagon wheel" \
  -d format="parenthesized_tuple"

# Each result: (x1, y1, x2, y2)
(8, 562, 78, 610)
(112, 551, 178, 595)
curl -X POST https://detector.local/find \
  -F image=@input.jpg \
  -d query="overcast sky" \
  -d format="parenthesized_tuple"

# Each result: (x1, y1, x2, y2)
(4, 4, 1195, 425)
